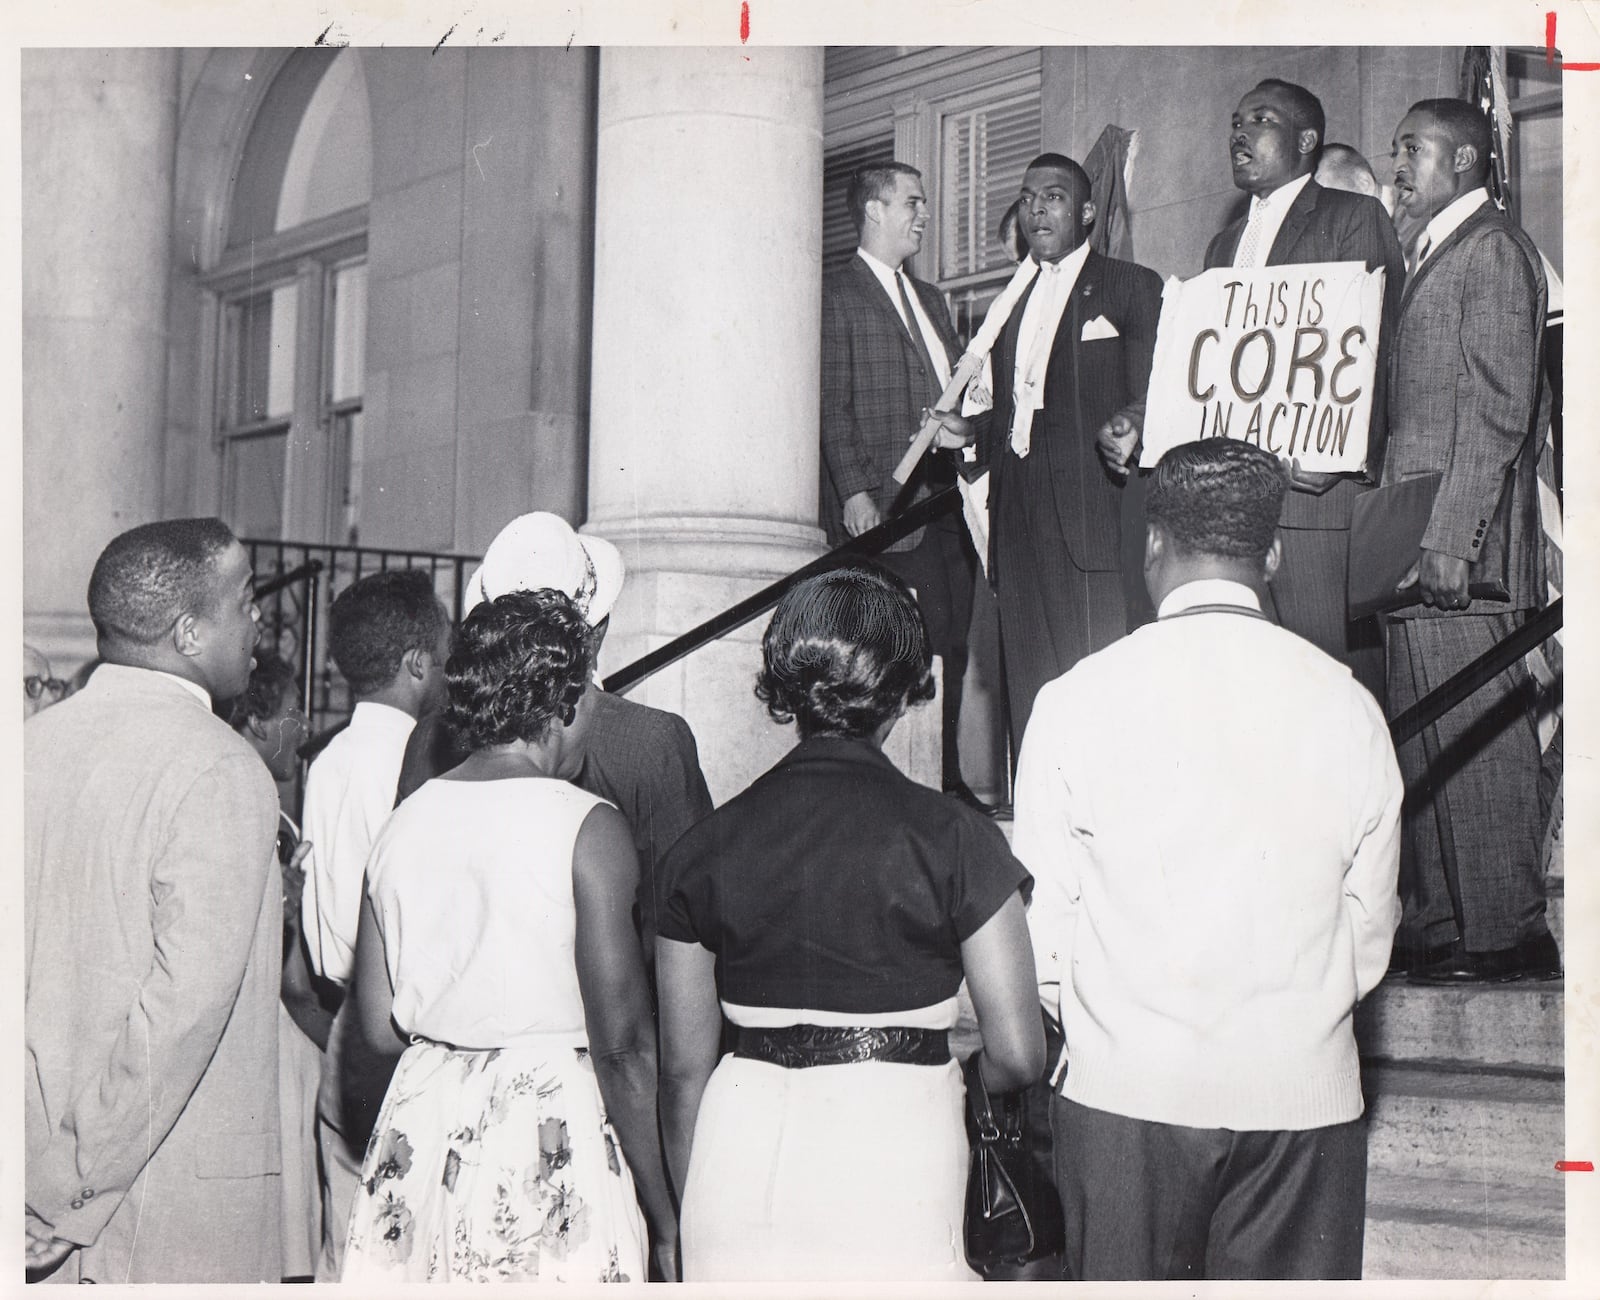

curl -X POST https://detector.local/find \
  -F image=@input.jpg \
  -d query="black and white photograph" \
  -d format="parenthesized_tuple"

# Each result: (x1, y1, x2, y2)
(12, 1, 1597, 1291)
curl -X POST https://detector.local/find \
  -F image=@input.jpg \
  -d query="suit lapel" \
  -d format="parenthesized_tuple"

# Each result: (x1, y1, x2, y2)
(1398, 203, 1498, 314)
(1265, 178, 1320, 266)
(848, 254, 926, 362)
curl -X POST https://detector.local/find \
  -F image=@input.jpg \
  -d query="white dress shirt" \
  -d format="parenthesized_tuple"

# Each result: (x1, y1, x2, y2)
(1232, 172, 1313, 269)
(855, 247, 953, 390)
(1009, 240, 1093, 457)
(1014, 577, 1402, 1131)
(300, 700, 417, 984)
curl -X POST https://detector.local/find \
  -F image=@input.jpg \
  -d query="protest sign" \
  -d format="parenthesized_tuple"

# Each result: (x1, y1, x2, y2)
(1139, 262, 1387, 473)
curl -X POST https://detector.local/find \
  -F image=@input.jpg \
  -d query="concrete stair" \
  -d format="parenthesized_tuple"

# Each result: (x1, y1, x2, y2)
(1358, 980, 1565, 1279)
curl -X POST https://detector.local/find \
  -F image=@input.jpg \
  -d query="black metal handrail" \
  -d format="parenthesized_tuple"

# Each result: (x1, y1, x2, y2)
(600, 486, 963, 695)
(1389, 599, 1563, 746)
(254, 558, 323, 601)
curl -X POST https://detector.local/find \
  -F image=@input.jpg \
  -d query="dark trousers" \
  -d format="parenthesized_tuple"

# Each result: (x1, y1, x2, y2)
(1052, 1096, 1367, 1281)
(878, 514, 977, 784)
(1387, 613, 1546, 951)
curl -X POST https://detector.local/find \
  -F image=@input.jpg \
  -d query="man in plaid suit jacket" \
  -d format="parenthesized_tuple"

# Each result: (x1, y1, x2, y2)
(1383, 97, 1558, 984)
(820, 161, 989, 809)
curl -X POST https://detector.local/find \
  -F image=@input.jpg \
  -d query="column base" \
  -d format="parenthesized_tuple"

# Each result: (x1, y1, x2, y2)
(587, 516, 941, 805)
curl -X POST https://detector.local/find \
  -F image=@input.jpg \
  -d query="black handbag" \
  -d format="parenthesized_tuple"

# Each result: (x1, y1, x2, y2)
(962, 1051, 1065, 1272)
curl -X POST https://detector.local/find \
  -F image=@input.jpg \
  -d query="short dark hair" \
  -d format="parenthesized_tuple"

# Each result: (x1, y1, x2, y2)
(1024, 152, 1092, 204)
(88, 518, 239, 645)
(328, 569, 451, 697)
(755, 564, 936, 740)
(845, 161, 921, 234)
(220, 650, 298, 730)
(1146, 440, 1288, 560)
(1408, 97, 1492, 182)
(1255, 79, 1325, 162)
(443, 589, 592, 751)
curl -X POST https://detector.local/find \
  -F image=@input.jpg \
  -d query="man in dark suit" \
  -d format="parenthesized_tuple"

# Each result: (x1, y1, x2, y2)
(1383, 98, 1558, 984)
(986, 152, 1163, 747)
(820, 162, 990, 810)
(1201, 80, 1406, 704)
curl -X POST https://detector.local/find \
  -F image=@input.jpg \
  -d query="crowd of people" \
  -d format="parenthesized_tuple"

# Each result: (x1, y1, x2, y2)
(24, 77, 1559, 1285)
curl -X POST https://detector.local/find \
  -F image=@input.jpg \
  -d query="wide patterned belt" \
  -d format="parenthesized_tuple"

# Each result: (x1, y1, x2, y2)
(733, 1023, 951, 1069)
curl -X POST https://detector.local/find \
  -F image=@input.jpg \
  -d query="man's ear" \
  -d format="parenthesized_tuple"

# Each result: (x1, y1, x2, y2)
(245, 714, 271, 742)
(1079, 199, 1097, 230)
(173, 611, 203, 660)
(1144, 522, 1164, 572)
(1452, 142, 1479, 177)
(1263, 535, 1283, 583)
(1297, 128, 1320, 159)
(402, 646, 429, 682)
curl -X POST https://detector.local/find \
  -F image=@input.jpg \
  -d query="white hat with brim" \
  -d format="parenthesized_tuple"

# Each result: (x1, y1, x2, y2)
(464, 513, 625, 627)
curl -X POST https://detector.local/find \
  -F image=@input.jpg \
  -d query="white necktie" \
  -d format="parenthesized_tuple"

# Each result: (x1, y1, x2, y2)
(1235, 197, 1268, 268)
(1009, 261, 1069, 458)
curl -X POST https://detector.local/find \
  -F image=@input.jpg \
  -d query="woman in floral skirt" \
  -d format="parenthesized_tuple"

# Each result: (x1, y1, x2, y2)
(341, 589, 675, 1282)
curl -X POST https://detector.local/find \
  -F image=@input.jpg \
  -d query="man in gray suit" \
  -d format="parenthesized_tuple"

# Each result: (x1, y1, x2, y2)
(26, 519, 283, 1281)
(1384, 98, 1559, 984)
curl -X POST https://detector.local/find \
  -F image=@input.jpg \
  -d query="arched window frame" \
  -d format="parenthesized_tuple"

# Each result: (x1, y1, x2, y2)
(195, 48, 371, 545)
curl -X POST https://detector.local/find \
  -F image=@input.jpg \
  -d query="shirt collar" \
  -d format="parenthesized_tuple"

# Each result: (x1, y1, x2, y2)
(1253, 171, 1313, 216)
(1031, 238, 1092, 284)
(1424, 186, 1489, 251)
(856, 246, 903, 280)
(350, 700, 420, 733)
(92, 662, 213, 708)
(1157, 578, 1263, 619)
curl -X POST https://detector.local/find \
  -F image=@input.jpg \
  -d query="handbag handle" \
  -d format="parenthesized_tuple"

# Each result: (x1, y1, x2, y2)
(965, 1054, 1003, 1143)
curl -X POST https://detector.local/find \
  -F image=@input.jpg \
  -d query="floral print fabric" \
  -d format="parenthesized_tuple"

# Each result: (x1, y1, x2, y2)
(342, 1040, 645, 1283)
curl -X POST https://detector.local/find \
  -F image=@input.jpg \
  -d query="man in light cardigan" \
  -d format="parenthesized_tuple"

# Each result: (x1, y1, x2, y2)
(1015, 439, 1401, 1281)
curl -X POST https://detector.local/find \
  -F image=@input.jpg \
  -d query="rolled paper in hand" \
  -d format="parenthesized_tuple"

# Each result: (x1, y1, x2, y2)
(890, 258, 1041, 485)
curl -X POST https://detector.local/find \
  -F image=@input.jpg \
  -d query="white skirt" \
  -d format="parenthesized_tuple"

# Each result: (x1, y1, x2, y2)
(680, 1044, 975, 1282)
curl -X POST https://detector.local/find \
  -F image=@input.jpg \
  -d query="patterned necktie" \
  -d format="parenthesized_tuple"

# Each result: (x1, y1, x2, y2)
(1235, 196, 1268, 268)
(1411, 232, 1433, 274)
(896, 271, 943, 404)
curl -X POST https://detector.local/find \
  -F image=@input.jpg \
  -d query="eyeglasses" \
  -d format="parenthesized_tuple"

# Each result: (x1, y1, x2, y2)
(24, 675, 69, 701)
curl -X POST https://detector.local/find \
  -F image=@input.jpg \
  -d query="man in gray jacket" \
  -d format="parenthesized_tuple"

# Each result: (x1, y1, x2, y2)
(1384, 97, 1558, 984)
(26, 519, 283, 1282)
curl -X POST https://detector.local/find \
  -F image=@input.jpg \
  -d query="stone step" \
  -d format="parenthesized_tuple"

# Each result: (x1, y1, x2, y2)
(1363, 1168, 1564, 1279)
(1357, 978, 1563, 1069)
(1363, 1059, 1564, 1187)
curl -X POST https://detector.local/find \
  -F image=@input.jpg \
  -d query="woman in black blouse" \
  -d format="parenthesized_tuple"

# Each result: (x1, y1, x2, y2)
(656, 564, 1043, 1282)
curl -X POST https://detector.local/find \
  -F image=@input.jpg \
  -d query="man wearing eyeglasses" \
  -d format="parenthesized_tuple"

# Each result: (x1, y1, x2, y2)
(23, 643, 67, 718)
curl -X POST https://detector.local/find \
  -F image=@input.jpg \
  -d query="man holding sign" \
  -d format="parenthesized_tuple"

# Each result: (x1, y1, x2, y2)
(1191, 80, 1404, 702)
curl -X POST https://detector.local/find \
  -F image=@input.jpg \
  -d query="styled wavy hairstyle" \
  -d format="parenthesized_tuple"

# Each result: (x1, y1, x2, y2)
(443, 588, 593, 751)
(1145, 438, 1289, 560)
(755, 563, 935, 740)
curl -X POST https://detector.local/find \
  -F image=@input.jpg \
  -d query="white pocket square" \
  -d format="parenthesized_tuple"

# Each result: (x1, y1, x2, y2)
(1081, 315, 1120, 341)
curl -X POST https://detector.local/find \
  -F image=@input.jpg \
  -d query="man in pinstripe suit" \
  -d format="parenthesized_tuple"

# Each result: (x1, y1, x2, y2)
(1202, 79, 1406, 706)
(1383, 98, 1559, 984)
(986, 153, 1163, 749)
(820, 161, 989, 809)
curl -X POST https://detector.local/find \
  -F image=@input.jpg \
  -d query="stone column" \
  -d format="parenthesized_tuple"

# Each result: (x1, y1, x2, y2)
(22, 49, 180, 669)
(587, 47, 937, 801)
